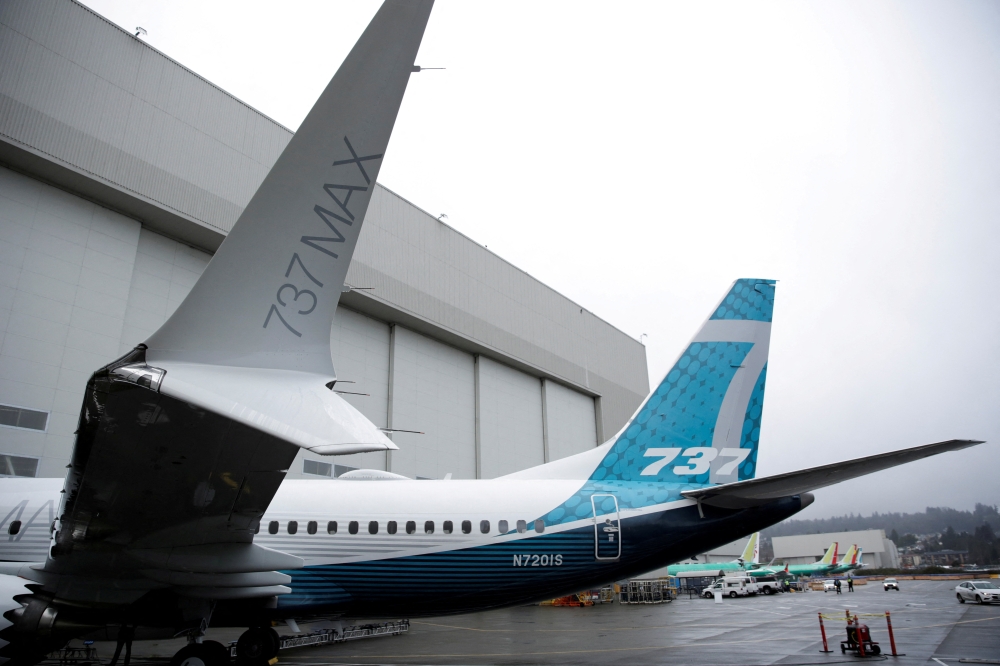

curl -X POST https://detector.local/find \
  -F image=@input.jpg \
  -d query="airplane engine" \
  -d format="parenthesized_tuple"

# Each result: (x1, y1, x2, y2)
(0, 573, 46, 664)
(0, 574, 98, 665)
(0, 573, 35, 632)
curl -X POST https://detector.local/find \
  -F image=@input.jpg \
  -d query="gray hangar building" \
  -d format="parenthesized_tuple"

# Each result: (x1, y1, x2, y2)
(0, 1, 649, 483)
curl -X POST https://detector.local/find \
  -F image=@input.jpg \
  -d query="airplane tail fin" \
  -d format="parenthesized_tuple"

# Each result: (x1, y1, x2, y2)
(854, 547, 863, 565)
(839, 544, 857, 565)
(145, 1, 434, 375)
(740, 532, 760, 564)
(589, 279, 775, 485)
(820, 542, 838, 565)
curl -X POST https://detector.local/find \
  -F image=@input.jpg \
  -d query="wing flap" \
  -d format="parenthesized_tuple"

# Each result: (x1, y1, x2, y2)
(127, 543, 303, 574)
(155, 361, 396, 456)
(682, 439, 984, 509)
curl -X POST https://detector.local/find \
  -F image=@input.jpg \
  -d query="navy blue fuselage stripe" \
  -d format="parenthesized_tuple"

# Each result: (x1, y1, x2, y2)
(276, 496, 806, 618)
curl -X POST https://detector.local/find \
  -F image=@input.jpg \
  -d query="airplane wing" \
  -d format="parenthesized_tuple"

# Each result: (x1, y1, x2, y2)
(682, 439, 983, 509)
(3, 2, 434, 662)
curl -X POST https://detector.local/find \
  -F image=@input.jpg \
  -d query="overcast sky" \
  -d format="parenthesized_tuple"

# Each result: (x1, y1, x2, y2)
(82, 0, 999, 520)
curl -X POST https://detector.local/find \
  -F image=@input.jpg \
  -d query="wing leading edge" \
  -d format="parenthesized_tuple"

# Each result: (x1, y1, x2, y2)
(682, 439, 984, 509)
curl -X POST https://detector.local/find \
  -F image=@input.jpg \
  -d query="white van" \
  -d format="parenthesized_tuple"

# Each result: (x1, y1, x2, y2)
(702, 576, 759, 598)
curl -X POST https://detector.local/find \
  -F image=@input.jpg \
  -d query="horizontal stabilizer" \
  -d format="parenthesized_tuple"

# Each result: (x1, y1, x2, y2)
(683, 439, 984, 509)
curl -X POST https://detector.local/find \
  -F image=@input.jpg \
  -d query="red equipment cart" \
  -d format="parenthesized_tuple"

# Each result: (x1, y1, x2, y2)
(841, 618, 881, 656)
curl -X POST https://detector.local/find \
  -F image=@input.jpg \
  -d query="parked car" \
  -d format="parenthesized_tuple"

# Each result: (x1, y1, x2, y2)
(883, 578, 899, 591)
(955, 581, 1000, 604)
(823, 580, 837, 592)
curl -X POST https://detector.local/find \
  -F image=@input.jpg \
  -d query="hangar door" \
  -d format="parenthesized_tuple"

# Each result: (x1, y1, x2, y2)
(389, 326, 476, 480)
(544, 380, 599, 461)
(478, 356, 545, 478)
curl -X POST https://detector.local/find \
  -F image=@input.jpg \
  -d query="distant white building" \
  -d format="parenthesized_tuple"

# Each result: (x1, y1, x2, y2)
(773, 530, 900, 569)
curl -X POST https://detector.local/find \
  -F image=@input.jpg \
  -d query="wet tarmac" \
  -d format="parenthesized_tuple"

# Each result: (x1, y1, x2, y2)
(99, 579, 1000, 665)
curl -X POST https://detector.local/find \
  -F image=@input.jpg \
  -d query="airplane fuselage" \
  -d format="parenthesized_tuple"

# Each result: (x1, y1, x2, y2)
(0, 477, 807, 620)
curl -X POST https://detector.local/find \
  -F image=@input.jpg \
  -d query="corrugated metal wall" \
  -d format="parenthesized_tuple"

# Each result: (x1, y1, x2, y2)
(0, 0, 649, 438)
(351, 187, 648, 432)
(0, 0, 286, 235)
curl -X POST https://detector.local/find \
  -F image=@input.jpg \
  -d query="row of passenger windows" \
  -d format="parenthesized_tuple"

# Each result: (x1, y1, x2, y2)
(263, 519, 546, 536)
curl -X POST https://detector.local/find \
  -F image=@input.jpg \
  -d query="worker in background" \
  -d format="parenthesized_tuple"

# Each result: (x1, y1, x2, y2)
(835, 578, 842, 595)
(847, 575, 854, 592)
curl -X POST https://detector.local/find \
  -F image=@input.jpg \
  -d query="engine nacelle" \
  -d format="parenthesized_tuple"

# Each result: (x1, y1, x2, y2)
(0, 574, 43, 663)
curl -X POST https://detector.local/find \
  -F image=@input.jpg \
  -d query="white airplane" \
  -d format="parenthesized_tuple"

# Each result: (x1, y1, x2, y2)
(0, 3, 985, 666)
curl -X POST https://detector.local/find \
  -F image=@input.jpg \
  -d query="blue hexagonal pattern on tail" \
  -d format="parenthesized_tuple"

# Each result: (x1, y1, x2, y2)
(593, 341, 754, 484)
(710, 279, 775, 322)
(538, 340, 754, 526)
(739, 363, 767, 481)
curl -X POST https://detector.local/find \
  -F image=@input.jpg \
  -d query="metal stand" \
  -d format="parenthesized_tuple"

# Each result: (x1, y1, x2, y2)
(229, 620, 409, 657)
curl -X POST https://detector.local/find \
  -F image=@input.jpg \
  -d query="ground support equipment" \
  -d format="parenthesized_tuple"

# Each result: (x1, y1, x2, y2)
(229, 621, 409, 658)
(841, 618, 880, 656)
(618, 580, 672, 604)
(49, 644, 99, 665)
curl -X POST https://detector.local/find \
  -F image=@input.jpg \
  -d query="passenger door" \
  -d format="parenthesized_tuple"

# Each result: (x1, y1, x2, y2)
(591, 493, 621, 561)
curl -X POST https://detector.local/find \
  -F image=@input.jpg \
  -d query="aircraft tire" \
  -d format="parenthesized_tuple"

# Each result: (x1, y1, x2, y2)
(236, 627, 279, 665)
(170, 641, 230, 666)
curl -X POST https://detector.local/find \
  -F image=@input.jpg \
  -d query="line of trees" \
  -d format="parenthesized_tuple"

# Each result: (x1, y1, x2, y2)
(910, 524, 1000, 564)
(764, 503, 1000, 539)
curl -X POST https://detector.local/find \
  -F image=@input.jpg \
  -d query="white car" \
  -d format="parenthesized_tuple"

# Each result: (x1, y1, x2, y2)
(823, 580, 837, 592)
(883, 578, 899, 591)
(956, 581, 1000, 604)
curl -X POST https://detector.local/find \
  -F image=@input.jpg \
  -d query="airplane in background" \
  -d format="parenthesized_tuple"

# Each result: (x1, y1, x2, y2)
(0, 2, 987, 666)
(747, 543, 840, 579)
(840, 546, 866, 573)
(778, 543, 840, 578)
(829, 544, 862, 574)
(662, 533, 760, 577)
